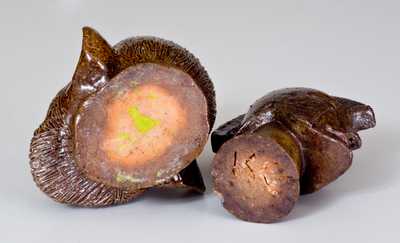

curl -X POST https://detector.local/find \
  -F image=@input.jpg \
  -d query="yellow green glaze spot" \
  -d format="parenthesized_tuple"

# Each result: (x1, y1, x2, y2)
(147, 92, 158, 100)
(118, 132, 134, 142)
(116, 172, 143, 183)
(117, 132, 135, 152)
(128, 106, 159, 134)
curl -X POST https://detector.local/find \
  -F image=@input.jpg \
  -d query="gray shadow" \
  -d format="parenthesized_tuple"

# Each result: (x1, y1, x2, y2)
(138, 188, 204, 204)
(197, 147, 215, 195)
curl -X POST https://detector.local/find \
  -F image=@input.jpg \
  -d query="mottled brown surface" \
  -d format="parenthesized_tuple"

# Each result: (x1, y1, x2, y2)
(29, 27, 215, 206)
(255, 123, 304, 177)
(212, 134, 300, 223)
(211, 87, 375, 222)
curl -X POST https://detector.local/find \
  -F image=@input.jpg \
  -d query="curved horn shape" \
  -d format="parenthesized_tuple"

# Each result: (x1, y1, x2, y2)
(70, 27, 116, 97)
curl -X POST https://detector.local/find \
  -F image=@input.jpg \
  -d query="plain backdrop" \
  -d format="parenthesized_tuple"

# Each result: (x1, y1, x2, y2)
(0, 1, 399, 242)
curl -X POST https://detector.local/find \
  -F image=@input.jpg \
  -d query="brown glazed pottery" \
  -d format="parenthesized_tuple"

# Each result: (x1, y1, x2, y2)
(211, 88, 376, 223)
(29, 27, 216, 207)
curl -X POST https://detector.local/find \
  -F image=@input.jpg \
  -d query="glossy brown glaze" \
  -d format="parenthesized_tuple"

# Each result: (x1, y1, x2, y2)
(161, 160, 206, 193)
(211, 114, 244, 152)
(211, 88, 375, 223)
(29, 27, 215, 206)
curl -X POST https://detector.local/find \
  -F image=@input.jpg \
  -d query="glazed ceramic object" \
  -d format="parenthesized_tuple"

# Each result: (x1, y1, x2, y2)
(29, 27, 216, 207)
(211, 88, 375, 223)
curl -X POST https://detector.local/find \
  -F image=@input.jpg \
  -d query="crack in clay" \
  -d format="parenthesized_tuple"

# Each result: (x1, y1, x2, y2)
(244, 162, 255, 177)
(231, 152, 257, 178)
(244, 154, 256, 178)
(263, 175, 270, 186)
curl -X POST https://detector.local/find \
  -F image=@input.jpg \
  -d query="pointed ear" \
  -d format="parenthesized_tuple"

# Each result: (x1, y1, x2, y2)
(81, 26, 114, 65)
(71, 27, 117, 94)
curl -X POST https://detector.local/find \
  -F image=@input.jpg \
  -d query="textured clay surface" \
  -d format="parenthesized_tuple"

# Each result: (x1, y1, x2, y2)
(29, 27, 215, 206)
(212, 135, 300, 223)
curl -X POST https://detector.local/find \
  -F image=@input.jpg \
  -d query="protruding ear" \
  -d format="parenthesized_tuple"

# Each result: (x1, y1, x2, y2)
(71, 27, 116, 95)
(335, 97, 376, 132)
(80, 26, 114, 66)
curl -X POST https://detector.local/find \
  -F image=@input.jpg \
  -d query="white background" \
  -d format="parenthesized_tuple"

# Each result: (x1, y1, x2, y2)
(1, 1, 399, 242)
